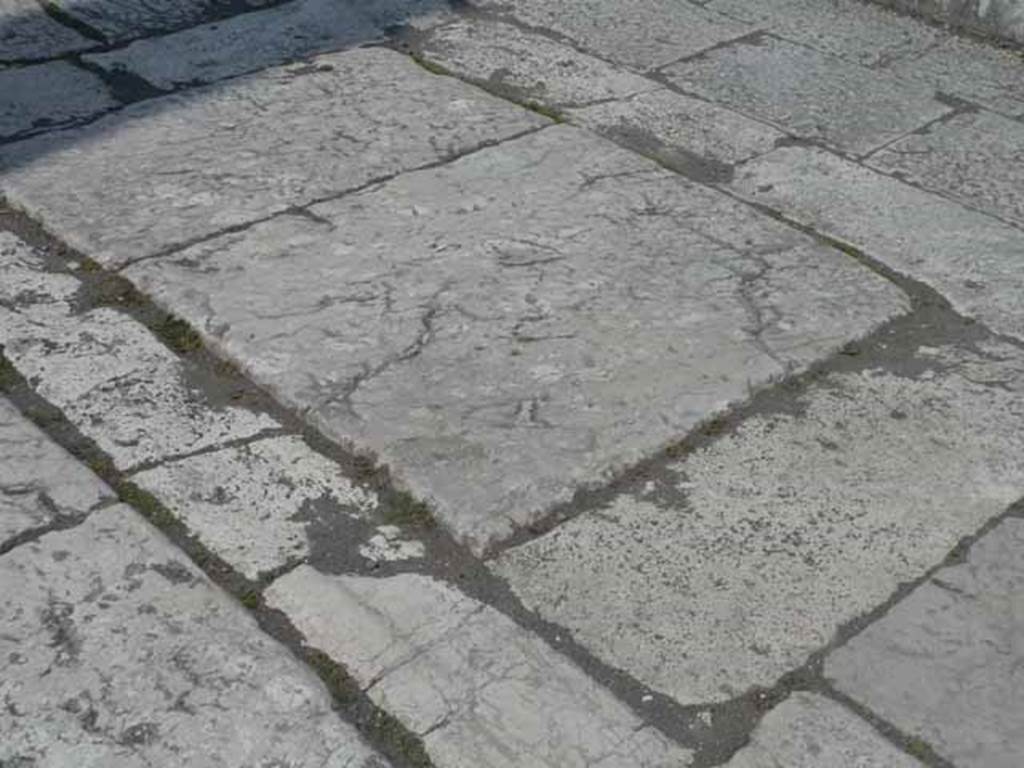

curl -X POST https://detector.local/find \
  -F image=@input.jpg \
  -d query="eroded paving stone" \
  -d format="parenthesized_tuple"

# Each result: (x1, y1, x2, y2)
(724, 693, 924, 767)
(828, 518, 1024, 768)
(0, 232, 276, 470)
(131, 435, 378, 580)
(493, 339, 1024, 704)
(867, 109, 1024, 228)
(0, 60, 117, 140)
(0, 505, 388, 767)
(124, 126, 907, 552)
(0, 0, 94, 61)
(0, 396, 114, 546)
(0, 47, 547, 268)
(265, 567, 692, 767)
(663, 35, 950, 155)
(732, 146, 1024, 341)
(48, 0, 269, 42)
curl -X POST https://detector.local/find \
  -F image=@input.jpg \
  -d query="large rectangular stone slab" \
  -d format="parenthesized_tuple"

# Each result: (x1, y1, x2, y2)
(663, 35, 950, 155)
(0, 60, 117, 141)
(732, 146, 1024, 341)
(124, 125, 907, 552)
(0, 47, 547, 268)
(493, 338, 1024, 704)
(48, 0, 265, 42)
(0, 504, 387, 767)
(266, 567, 691, 767)
(828, 518, 1024, 768)
(0, 0, 95, 60)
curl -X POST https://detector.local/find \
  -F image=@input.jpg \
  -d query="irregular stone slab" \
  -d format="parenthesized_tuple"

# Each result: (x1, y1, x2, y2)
(867, 109, 1024, 228)
(870, 0, 1024, 46)
(732, 146, 1024, 341)
(828, 518, 1024, 768)
(707, 0, 941, 67)
(494, 339, 1024, 704)
(0, 232, 276, 470)
(0, 47, 547, 268)
(124, 126, 907, 552)
(474, 0, 753, 70)
(726, 693, 925, 767)
(0, 397, 114, 546)
(0, 60, 116, 140)
(888, 36, 1024, 118)
(132, 436, 377, 580)
(266, 567, 692, 767)
(49, 0, 266, 42)
(84, 0, 453, 90)
(663, 35, 950, 155)
(0, 0, 94, 60)
(0, 505, 387, 767)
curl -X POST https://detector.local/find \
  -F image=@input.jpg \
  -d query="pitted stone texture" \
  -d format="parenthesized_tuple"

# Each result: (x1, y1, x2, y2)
(733, 146, 1024, 341)
(0, 397, 114, 545)
(474, 0, 753, 70)
(867, 109, 1024, 228)
(0, 48, 546, 269)
(873, 0, 1024, 45)
(707, 0, 941, 67)
(0, 61, 116, 140)
(124, 126, 907, 552)
(49, 0, 268, 42)
(131, 436, 377, 580)
(84, 0, 453, 90)
(494, 340, 1024, 704)
(0, 505, 387, 767)
(726, 693, 925, 767)
(828, 518, 1024, 768)
(888, 36, 1024, 118)
(266, 567, 692, 768)
(663, 35, 950, 155)
(0, 0, 94, 60)
(0, 233, 276, 470)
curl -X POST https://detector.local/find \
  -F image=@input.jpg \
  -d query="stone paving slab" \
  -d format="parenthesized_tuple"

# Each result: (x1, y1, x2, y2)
(0, 60, 117, 141)
(0, 0, 94, 60)
(725, 693, 924, 767)
(732, 146, 1024, 341)
(663, 35, 950, 156)
(0, 47, 547, 268)
(872, 0, 1024, 46)
(827, 517, 1024, 768)
(48, 0, 268, 42)
(494, 338, 1024, 704)
(266, 567, 692, 767)
(0, 504, 388, 767)
(0, 396, 115, 546)
(867, 109, 1024, 228)
(0, 232, 276, 470)
(124, 125, 907, 552)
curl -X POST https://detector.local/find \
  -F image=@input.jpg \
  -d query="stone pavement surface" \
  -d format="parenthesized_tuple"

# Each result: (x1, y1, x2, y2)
(2, 0, 1023, 767)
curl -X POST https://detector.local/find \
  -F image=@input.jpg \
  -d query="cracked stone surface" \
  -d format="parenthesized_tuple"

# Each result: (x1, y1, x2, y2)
(828, 517, 1024, 768)
(0, 0, 94, 60)
(48, 0, 270, 42)
(265, 567, 692, 767)
(131, 435, 378, 580)
(0, 47, 547, 268)
(733, 146, 1024, 341)
(0, 504, 388, 767)
(663, 35, 950, 155)
(0, 61, 117, 141)
(473, 0, 754, 70)
(724, 693, 925, 767)
(0, 396, 114, 546)
(494, 339, 1024, 704)
(0, 232, 276, 470)
(124, 125, 907, 551)
(867, 109, 1024, 228)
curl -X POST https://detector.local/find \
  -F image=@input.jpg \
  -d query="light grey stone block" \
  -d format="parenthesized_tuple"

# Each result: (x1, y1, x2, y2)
(732, 146, 1024, 341)
(0, 396, 114, 546)
(663, 35, 950, 155)
(0, 47, 547, 268)
(124, 126, 907, 552)
(870, 0, 1024, 46)
(265, 567, 692, 767)
(0, 0, 94, 60)
(828, 518, 1024, 768)
(0, 504, 388, 767)
(494, 340, 1024, 704)
(0, 60, 116, 140)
